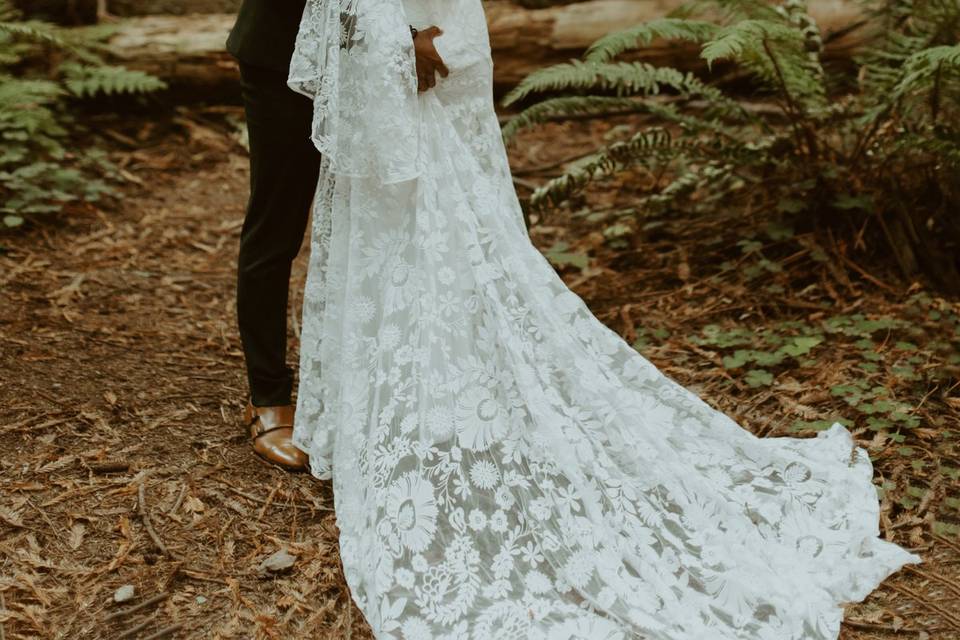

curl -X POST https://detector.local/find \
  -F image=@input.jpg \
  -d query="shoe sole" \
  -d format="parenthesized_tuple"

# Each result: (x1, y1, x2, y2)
(252, 449, 310, 474)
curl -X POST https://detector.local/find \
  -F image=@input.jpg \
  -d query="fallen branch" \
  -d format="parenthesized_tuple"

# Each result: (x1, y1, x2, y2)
(932, 532, 960, 555)
(141, 623, 184, 640)
(88, 461, 131, 474)
(211, 476, 333, 512)
(886, 583, 960, 632)
(256, 480, 282, 522)
(138, 481, 172, 558)
(904, 565, 960, 601)
(103, 593, 169, 622)
(843, 619, 944, 634)
(117, 616, 157, 639)
(166, 484, 188, 515)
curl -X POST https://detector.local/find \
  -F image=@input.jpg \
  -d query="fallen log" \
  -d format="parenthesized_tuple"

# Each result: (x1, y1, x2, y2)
(106, 13, 239, 100)
(13, 0, 239, 22)
(104, 0, 867, 96)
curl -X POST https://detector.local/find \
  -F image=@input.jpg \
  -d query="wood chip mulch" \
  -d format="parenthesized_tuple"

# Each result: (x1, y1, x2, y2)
(0, 109, 957, 639)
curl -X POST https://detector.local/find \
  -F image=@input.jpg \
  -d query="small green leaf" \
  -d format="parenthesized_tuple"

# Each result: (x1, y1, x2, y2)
(866, 417, 892, 431)
(899, 496, 918, 509)
(722, 350, 750, 369)
(544, 243, 589, 270)
(603, 223, 631, 239)
(779, 336, 823, 357)
(833, 194, 873, 211)
(932, 521, 960, 536)
(744, 369, 774, 387)
(776, 199, 805, 214)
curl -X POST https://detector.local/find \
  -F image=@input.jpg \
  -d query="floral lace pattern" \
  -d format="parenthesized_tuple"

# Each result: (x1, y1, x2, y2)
(289, 1, 921, 638)
(289, 0, 421, 183)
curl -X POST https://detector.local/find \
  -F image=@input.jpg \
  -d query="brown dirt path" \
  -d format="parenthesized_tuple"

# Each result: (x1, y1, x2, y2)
(0, 114, 957, 639)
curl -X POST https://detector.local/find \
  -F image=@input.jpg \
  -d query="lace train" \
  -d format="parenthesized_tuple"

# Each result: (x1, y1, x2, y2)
(289, 1, 920, 638)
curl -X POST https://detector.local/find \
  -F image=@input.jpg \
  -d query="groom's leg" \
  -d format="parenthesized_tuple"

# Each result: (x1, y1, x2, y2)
(236, 62, 321, 407)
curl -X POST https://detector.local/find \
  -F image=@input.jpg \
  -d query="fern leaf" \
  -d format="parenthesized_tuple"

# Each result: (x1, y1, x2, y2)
(0, 0, 19, 22)
(584, 18, 719, 63)
(503, 96, 647, 141)
(0, 75, 64, 107)
(902, 44, 960, 72)
(61, 64, 167, 98)
(531, 127, 675, 209)
(889, 44, 960, 108)
(0, 20, 72, 50)
(503, 94, 743, 142)
(700, 19, 800, 67)
(504, 59, 740, 113)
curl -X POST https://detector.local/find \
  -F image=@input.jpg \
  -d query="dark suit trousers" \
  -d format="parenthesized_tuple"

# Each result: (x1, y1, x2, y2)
(236, 62, 322, 407)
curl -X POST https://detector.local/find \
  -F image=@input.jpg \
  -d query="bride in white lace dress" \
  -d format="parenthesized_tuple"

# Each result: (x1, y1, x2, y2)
(286, 1, 921, 638)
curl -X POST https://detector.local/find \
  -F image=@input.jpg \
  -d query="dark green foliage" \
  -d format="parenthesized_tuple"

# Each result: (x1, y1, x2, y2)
(686, 292, 959, 436)
(585, 18, 720, 63)
(504, 0, 960, 290)
(0, 1, 165, 227)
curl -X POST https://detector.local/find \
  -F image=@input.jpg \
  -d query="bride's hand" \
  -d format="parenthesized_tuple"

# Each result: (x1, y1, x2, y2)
(413, 26, 449, 92)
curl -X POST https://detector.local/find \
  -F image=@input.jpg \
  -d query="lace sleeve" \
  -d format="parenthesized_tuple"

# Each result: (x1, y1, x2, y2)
(288, 0, 423, 184)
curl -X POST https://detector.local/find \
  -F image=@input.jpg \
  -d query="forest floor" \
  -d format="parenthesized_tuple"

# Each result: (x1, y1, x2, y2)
(1, 104, 959, 640)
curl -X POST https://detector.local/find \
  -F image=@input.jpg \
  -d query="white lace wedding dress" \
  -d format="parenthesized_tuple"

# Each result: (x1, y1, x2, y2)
(287, 1, 921, 638)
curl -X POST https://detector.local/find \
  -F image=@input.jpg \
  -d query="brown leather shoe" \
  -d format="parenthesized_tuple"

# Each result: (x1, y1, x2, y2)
(243, 401, 309, 473)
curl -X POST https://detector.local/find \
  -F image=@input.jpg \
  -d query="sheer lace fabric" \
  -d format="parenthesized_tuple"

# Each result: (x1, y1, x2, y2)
(289, 0, 421, 182)
(288, 2, 921, 638)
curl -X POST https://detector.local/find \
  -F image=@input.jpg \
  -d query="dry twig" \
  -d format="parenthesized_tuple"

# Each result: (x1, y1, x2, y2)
(103, 593, 170, 622)
(138, 481, 172, 558)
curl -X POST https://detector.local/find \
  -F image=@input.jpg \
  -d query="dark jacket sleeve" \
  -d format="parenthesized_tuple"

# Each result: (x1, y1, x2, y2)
(226, 0, 309, 73)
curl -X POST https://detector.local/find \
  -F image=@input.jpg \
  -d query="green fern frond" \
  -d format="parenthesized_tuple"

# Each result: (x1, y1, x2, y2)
(504, 61, 623, 104)
(0, 20, 72, 50)
(584, 18, 719, 63)
(61, 63, 167, 98)
(643, 160, 740, 212)
(0, 0, 19, 22)
(503, 96, 646, 140)
(902, 44, 960, 71)
(889, 44, 960, 109)
(0, 2, 168, 222)
(503, 59, 741, 115)
(531, 127, 675, 209)
(858, 0, 960, 99)
(0, 75, 64, 109)
(699, 18, 828, 114)
(700, 19, 801, 67)
(503, 94, 744, 142)
(0, 76, 66, 141)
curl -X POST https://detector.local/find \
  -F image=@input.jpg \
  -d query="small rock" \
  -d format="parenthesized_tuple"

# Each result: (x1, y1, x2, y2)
(195, 595, 207, 605)
(258, 547, 297, 574)
(113, 584, 136, 603)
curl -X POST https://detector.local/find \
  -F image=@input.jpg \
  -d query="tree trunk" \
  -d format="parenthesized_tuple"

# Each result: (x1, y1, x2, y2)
(484, 0, 865, 87)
